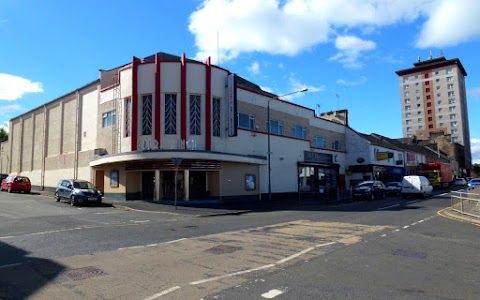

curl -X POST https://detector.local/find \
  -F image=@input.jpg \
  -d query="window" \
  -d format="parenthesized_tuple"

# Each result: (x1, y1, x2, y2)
(450, 113, 456, 119)
(416, 96, 420, 101)
(428, 117, 433, 122)
(189, 95, 201, 135)
(415, 75, 419, 79)
(426, 95, 431, 100)
(425, 73, 430, 78)
(436, 93, 441, 97)
(437, 100, 442, 104)
(332, 140, 342, 151)
(405, 112, 412, 118)
(448, 91, 455, 97)
(415, 82, 419, 86)
(419, 132, 424, 137)
(436, 78, 440, 82)
(165, 93, 177, 135)
(419, 125, 423, 129)
(427, 102, 432, 107)
(439, 122, 444, 127)
(426, 87, 431, 93)
(425, 81, 430, 86)
(436, 86, 440, 90)
(142, 94, 153, 135)
(447, 76, 453, 82)
(314, 136, 326, 148)
(292, 125, 306, 139)
(449, 106, 456, 112)
(447, 84, 454, 89)
(102, 110, 116, 128)
(448, 98, 456, 104)
(403, 77, 409, 83)
(439, 115, 444, 120)
(447, 68, 453, 74)
(212, 97, 221, 137)
(405, 105, 411, 111)
(429, 124, 433, 129)
(404, 85, 410, 90)
(404, 98, 411, 103)
(417, 103, 421, 108)
(427, 110, 432, 114)
(438, 107, 443, 112)
(417, 111, 422, 115)
(435, 71, 439, 75)
(406, 119, 412, 125)
(418, 118, 423, 122)
(452, 136, 459, 143)
(238, 112, 255, 129)
(450, 121, 458, 127)
(451, 129, 458, 134)
(416, 89, 420, 94)
(406, 127, 413, 132)
(404, 91, 410, 97)
(269, 119, 283, 134)
(124, 97, 131, 137)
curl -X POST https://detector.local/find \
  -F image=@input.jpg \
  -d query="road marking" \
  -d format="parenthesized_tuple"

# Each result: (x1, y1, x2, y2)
(143, 286, 181, 300)
(165, 238, 187, 244)
(117, 238, 187, 251)
(95, 211, 118, 215)
(130, 220, 151, 223)
(377, 204, 399, 210)
(403, 226, 409, 229)
(411, 222, 418, 225)
(190, 242, 335, 285)
(261, 289, 284, 299)
(0, 262, 23, 269)
(418, 220, 424, 223)
(380, 234, 387, 237)
(393, 229, 400, 232)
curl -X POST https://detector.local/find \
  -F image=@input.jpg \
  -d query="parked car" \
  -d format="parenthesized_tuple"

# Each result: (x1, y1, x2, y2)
(1, 175, 31, 193)
(352, 180, 386, 201)
(385, 182, 402, 196)
(55, 179, 103, 206)
(467, 178, 480, 189)
(401, 175, 433, 199)
(451, 178, 468, 187)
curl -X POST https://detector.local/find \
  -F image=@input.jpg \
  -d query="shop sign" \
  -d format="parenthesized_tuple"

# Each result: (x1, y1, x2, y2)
(304, 151, 333, 163)
(376, 152, 393, 161)
(406, 152, 416, 165)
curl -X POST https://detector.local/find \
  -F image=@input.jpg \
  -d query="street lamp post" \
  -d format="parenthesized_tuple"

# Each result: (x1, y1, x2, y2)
(267, 88, 308, 201)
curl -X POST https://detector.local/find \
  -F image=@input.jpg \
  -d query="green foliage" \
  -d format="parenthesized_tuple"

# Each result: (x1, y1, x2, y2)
(474, 163, 480, 175)
(0, 128, 7, 143)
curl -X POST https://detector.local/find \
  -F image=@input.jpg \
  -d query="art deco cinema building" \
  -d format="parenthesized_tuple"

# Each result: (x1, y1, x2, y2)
(5, 52, 347, 202)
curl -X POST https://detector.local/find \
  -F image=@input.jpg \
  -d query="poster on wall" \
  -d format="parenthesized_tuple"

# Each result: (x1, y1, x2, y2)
(227, 73, 238, 137)
(110, 170, 119, 188)
(245, 174, 255, 191)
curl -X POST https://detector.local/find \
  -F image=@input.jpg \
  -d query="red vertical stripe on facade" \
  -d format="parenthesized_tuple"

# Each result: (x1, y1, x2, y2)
(180, 53, 187, 141)
(155, 53, 161, 146)
(131, 57, 140, 151)
(205, 57, 212, 151)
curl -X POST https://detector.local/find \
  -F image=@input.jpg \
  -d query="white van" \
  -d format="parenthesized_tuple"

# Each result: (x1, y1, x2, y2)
(401, 175, 433, 198)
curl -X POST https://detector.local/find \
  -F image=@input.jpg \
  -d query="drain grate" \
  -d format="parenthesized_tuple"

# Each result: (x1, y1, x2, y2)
(206, 245, 242, 254)
(393, 249, 427, 259)
(64, 266, 107, 281)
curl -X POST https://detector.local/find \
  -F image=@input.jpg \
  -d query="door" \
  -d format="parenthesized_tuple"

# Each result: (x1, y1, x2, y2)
(142, 172, 155, 200)
(95, 170, 104, 193)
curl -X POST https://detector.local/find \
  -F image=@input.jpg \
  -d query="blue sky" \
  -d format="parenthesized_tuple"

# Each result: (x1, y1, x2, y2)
(1, 0, 479, 163)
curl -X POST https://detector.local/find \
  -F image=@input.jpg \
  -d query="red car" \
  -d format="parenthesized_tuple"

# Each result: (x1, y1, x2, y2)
(1, 175, 32, 193)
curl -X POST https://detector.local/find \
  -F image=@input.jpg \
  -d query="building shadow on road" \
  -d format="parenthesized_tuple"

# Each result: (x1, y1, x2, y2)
(0, 241, 66, 299)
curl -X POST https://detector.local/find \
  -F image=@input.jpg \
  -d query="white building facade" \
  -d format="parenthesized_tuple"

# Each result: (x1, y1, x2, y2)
(5, 52, 348, 202)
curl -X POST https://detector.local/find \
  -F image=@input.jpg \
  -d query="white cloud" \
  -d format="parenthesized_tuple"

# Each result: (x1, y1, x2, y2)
(337, 76, 368, 87)
(329, 35, 376, 68)
(0, 104, 22, 115)
(467, 87, 480, 99)
(471, 138, 480, 164)
(248, 61, 261, 75)
(0, 74, 44, 101)
(416, 0, 480, 48)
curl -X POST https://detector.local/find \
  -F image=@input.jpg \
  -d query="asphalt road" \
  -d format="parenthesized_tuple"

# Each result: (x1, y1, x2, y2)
(0, 190, 478, 299)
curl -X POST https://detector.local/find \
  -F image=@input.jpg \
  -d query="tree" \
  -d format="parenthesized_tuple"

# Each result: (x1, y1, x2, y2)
(474, 163, 480, 175)
(0, 128, 7, 143)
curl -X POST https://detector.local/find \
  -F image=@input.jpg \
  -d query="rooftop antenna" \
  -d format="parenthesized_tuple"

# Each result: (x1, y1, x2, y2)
(418, 55, 421, 62)
(316, 103, 321, 116)
(336, 94, 340, 111)
(429, 50, 433, 60)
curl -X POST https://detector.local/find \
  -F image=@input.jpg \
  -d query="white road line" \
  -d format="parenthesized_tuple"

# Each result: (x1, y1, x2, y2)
(418, 220, 424, 223)
(261, 289, 284, 299)
(190, 242, 335, 286)
(411, 222, 418, 226)
(0, 223, 140, 240)
(190, 264, 276, 285)
(130, 220, 151, 223)
(143, 286, 181, 300)
(165, 238, 187, 244)
(403, 226, 409, 229)
(381, 234, 387, 237)
(377, 204, 400, 210)
(0, 262, 23, 269)
(393, 229, 400, 232)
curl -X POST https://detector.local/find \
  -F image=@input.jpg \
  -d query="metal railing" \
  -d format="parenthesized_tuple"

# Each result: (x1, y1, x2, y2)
(450, 186, 480, 218)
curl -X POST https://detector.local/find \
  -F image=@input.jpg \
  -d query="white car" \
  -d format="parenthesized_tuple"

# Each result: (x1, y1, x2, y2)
(401, 175, 433, 199)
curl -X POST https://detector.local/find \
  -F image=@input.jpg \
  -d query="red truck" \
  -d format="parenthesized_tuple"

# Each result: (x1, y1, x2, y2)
(420, 162, 453, 188)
